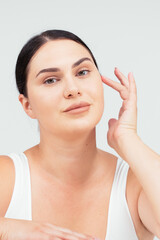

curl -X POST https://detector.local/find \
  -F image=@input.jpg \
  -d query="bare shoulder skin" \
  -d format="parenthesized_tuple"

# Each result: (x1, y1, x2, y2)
(0, 155, 15, 217)
(0, 144, 155, 240)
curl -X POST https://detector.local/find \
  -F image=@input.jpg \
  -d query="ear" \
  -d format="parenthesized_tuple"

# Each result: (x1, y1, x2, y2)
(18, 94, 37, 119)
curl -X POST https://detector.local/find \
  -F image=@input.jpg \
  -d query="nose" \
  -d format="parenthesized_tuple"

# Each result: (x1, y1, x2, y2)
(63, 78, 81, 99)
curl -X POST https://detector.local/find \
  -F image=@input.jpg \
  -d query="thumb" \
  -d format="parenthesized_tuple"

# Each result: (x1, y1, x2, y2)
(107, 118, 117, 148)
(108, 118, 117, 129)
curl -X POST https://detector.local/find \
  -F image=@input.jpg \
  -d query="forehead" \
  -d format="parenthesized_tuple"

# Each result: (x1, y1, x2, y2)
(29, 39, 92, 70)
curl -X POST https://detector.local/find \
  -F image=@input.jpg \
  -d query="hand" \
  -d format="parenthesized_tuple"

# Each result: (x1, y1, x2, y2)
(0, 217, 98, 240)
(101, 68, 137, 151)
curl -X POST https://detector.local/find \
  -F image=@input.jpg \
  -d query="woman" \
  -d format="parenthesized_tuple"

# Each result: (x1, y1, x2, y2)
(0, 29, 159, 240)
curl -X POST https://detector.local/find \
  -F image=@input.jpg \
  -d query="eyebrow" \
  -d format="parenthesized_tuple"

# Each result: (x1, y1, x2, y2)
(36, 57, 93, 77)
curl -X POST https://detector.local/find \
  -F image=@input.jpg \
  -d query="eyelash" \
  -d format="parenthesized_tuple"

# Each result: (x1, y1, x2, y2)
(44, 69, 90, 85)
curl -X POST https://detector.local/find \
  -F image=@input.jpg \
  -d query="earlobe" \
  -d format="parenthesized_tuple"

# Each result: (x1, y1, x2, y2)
(18, 94, 37, 119)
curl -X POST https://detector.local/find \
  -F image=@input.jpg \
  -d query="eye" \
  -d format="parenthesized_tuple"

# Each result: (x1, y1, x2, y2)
(44, 78, 58, 84)
(77, 70, 90, 76)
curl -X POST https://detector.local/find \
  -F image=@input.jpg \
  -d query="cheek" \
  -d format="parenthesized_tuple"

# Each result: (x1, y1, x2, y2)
(89, 76, 104, 102)
(95, 79, 104, 111)
(86, 77, 104, 120)
(28, 86, 61, 118)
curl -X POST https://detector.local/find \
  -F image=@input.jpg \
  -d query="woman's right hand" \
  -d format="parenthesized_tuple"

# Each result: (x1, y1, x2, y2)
(0, 217, 98, 240)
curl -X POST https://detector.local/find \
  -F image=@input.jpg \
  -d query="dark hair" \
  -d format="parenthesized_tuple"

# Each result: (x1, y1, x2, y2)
(15, 29, 99, 98)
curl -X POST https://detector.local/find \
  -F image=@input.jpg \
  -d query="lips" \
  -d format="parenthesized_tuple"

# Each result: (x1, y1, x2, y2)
(63, 101, 90, 112)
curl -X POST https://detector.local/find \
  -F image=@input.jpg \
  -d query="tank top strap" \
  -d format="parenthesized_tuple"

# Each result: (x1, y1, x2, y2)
(113, 157, 129, 198)
(4, 152, 32, 220)
(106, 157, 138, 240)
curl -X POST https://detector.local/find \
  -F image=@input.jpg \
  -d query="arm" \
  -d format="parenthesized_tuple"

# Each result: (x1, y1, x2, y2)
(117, 134, 160, 238)
(0, 217, 97, 240)
(101, 68, 160, 237)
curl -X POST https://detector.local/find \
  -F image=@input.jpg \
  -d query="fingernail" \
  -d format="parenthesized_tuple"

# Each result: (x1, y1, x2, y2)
(130, 72, 134, 77)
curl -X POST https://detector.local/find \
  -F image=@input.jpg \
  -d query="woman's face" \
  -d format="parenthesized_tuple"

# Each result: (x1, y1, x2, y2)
(21, 39, 104, 137)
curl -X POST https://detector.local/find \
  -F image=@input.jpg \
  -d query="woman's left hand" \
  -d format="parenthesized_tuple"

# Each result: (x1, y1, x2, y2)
(101, 68, 138, 151)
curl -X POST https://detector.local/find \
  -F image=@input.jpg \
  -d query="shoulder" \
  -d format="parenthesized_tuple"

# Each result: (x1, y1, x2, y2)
(97, 149, 119, 181)
(0, 155, 15, 178)
(0, 155, 15, 217)
(97, 148, 118, 163)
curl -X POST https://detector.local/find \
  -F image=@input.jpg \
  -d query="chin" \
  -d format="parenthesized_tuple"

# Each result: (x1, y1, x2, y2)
(63, 112, 103, 134)
(61, 126, 96, 140)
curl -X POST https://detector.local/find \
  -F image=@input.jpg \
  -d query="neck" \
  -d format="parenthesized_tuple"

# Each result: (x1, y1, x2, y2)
(36, 128, 101, 188)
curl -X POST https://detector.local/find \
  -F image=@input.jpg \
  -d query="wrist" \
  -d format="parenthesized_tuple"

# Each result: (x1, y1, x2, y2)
(117, 133, 140, 146)
(114, 134, 142, 162)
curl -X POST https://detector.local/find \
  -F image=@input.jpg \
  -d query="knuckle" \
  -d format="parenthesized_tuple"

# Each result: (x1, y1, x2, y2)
(59, 231, 68, 238)
(86, 235, 95, 240)
(27, 232, 47, 240)
(34, 223, 45, 232)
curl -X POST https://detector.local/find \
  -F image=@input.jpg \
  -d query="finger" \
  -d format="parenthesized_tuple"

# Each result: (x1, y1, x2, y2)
(42, 227, 88, 240)
(44, 223, 96, 240)
(101, 75, 124, 92)
(43, 227, 80, 240)
(114, 68, 129, 89)
(128, 72, 137, 102)
(118, 106, 124, 119)
(53, 224, 89, 238)
(101, 75, 129, 100)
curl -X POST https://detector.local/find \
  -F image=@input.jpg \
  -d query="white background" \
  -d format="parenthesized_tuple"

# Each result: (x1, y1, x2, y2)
(0, 0, 160, 239)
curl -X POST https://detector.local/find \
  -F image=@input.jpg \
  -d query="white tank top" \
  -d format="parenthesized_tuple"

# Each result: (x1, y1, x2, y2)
(4, 152, 138, 240)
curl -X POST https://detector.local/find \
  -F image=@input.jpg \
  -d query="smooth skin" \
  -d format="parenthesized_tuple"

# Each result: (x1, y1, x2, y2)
(102, 69, 160, 238)
(0, 39, 160, 240)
